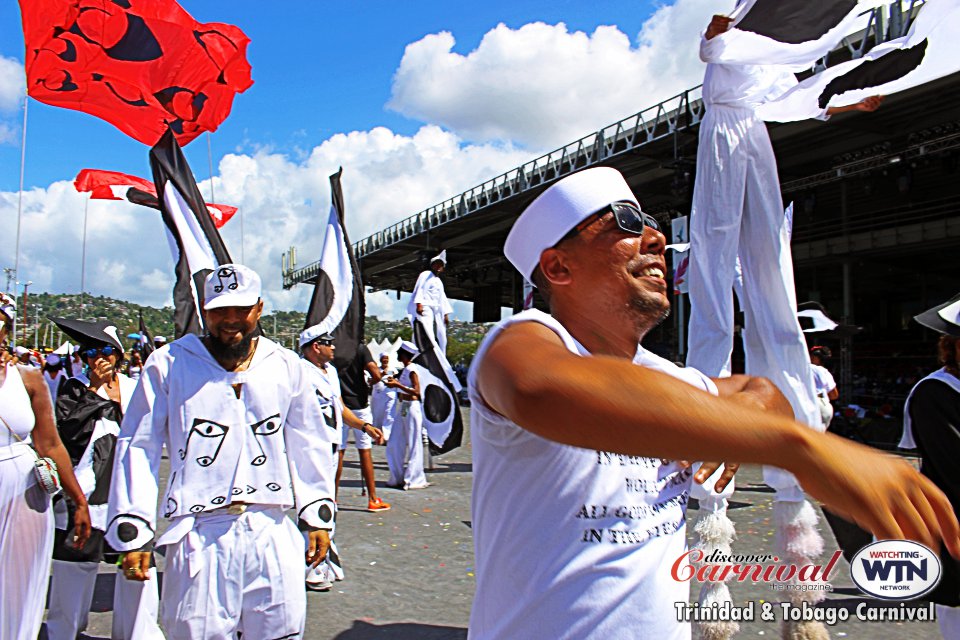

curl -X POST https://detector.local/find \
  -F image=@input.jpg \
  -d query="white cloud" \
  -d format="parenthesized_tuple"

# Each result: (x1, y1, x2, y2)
(388, 0, 714, 149)
(0, 122, 16, 145)
(0, 56, 25, 113)
(0, 125, 528, 321)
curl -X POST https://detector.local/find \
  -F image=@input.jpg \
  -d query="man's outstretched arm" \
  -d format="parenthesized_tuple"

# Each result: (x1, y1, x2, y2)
(476, 321, 960, 557)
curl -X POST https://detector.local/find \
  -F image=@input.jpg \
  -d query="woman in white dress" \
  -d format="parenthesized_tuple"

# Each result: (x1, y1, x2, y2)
(0, 293, 90, 640)
(385, 342, 429, 490)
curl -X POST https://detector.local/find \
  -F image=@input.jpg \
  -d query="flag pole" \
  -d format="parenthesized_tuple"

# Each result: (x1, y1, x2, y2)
(80, 196, 89, 319)
(12, 97, 28, 346)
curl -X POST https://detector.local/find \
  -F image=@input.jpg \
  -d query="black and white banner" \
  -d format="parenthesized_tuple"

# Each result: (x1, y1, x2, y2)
(757, 0, 960, 122)
(149, 128, 232, 337)
(303, 168, 365, 369)
(138, 311, 155, 357)
(413, 319, 463, 455)
(702, 0, 896, 68)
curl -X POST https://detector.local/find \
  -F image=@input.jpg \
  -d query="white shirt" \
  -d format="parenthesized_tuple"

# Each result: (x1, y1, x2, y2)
(303, 360, 343, 443)
(810, 364, 836, 397)
(468, 310, 717, 640)
(105, 335, 337, 552)
(409, 270, 453, 316)
(700, 36, 829, 120)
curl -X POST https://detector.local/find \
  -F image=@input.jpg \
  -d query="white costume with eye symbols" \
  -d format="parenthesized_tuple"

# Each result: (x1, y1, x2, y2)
(106, 334, 337, 639)
(302, 360, 346, 587)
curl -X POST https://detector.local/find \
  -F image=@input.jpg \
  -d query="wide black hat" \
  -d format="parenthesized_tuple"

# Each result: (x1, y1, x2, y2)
(50, 317, 124, 351)
(914, 292, 960, 338)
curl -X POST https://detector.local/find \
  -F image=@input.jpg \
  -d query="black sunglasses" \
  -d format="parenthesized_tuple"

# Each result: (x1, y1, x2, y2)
(559, 201, 660, 244)
(83, 345, 117, 359)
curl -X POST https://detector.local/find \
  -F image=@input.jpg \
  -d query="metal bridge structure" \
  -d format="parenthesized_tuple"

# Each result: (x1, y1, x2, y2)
(283, 0, 958, 340)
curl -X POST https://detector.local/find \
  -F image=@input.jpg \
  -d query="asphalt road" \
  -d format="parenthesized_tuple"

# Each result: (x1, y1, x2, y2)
(46, 417, 943, 639)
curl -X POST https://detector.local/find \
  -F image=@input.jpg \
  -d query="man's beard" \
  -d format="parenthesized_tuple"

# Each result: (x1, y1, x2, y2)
(629, 291, 671, 331)
(206, 328, 258, 361)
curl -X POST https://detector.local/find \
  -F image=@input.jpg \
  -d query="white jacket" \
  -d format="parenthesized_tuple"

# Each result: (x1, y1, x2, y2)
(106, 335, 337, 551)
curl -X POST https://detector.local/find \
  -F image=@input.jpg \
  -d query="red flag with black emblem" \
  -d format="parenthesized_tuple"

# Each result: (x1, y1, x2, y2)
(20, 0, 253, 147)
(74, 168, 238, 228)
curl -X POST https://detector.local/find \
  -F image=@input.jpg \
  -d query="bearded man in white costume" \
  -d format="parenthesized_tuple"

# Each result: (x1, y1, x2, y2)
(408, 251, 453, 354)
(106, 264, 337, 639)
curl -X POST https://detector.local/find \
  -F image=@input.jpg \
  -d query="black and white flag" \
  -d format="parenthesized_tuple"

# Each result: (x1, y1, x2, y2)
(701, 0, 896, 68)
(303, 168, 365, 369)
(413, 319, 463, 455)
(757, 0, 960, 122)
(138, 311, 155, 358)
(149, 128, 232, 338)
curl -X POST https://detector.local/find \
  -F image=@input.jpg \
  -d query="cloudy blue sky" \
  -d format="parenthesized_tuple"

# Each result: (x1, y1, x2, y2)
(0, 0, 718, 319)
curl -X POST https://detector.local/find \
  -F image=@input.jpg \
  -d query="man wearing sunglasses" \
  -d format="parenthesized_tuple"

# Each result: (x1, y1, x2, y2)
(47, 317, 162, 639)
(467, 167, 960, 639)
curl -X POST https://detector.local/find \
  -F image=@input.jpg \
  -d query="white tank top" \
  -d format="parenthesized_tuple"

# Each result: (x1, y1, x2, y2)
(468, 310, 718, 640)
(0, 363, 36, 445)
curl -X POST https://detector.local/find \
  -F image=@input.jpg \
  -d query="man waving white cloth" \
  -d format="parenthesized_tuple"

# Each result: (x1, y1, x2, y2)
(106, 265, 337, 639)
(408, 250, 453, 354)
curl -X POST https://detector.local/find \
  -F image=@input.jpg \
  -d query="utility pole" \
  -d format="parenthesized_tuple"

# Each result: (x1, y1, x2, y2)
(21, 281, 31, 346)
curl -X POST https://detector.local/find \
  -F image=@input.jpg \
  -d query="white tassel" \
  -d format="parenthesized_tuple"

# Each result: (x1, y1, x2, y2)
(695, 581, 740, 640)
(694, 510, 737, 557)
(775, 501, 824, 561)
(782, 618, 831, 640)
(773, 498, 830, 639)
(692, 500, 739, 640)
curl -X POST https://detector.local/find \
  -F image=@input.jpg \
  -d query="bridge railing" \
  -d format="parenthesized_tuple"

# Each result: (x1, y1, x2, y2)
(350, 87, 704, 258)
(284, 0, 925, 289)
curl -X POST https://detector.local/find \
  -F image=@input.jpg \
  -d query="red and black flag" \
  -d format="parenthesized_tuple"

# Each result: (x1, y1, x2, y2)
(20, 0, 253, 146)
(74, 169, 155, 200)
(412, 319, 463, 455)
(74, 168, 238, 228)
(149, 128, 232, 337)
(302, 168, 365, 372)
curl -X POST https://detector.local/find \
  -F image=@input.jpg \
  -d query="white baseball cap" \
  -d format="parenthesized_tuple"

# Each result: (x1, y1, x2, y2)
(299, 328, 335, 349)
(504, 167, 640, 282)
(203, 264, 262, 310)
(397, 340, 420, 357)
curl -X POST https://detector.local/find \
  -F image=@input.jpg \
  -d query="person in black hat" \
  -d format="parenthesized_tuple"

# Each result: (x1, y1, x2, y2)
(46, 317, 163, 640)
(899, 292, 960, 638)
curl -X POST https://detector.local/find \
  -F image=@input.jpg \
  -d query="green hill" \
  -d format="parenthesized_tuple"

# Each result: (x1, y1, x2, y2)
(15, 292, 488, 363)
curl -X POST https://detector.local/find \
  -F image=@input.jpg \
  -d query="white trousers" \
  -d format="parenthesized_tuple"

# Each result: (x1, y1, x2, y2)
(414, 307, 447, 354)
(386, 401, 427, 489)
(46, 560, 163, 640)
(160, 507, 306, 640)
(0, 449, 53, 640)
(687, 106, 820, 431)
(371, 389, 397, 442)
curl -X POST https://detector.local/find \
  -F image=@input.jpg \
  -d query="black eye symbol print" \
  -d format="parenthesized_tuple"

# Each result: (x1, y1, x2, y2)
(250, 414, 282, 466)
(186, 419, 229, 467)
